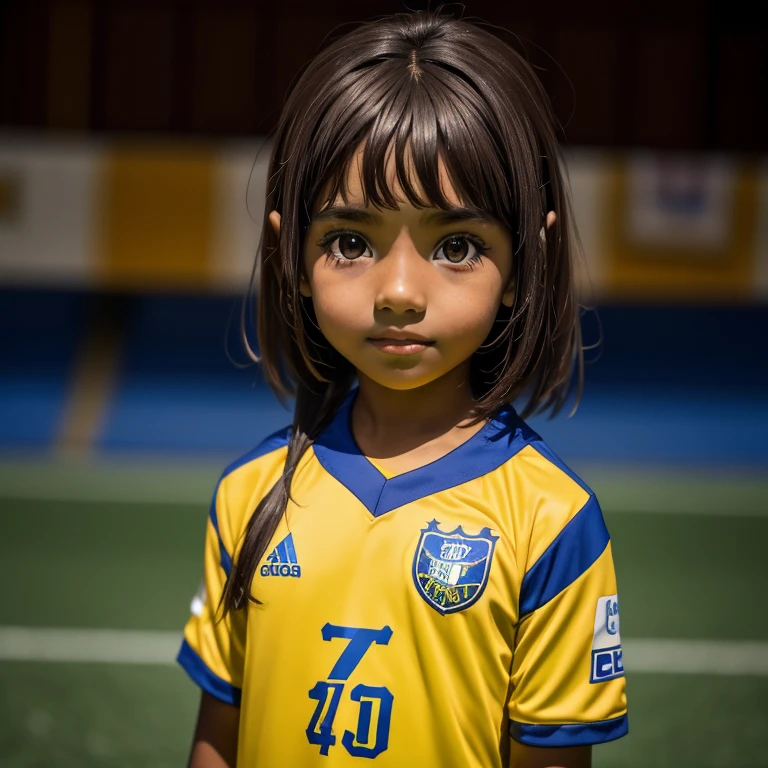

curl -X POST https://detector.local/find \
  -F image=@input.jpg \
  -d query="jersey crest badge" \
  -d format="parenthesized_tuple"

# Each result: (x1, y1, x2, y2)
(412, 520, 498, 615)
(261, 533, 301, 578)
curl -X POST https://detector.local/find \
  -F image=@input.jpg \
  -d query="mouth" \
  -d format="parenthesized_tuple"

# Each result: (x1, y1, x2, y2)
(367, 336, 436, 356)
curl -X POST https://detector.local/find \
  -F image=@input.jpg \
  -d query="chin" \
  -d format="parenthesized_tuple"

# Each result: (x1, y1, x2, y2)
(360, 366, 450, 392)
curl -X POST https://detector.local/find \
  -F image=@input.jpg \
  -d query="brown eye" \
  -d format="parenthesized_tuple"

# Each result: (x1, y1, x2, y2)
(335, 233, 369, 260)
(433, 234, 489, 269)
(442, 236, 470, 263)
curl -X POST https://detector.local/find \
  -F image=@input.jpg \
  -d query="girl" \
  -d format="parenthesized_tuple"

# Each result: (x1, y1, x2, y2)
(178, 10, 627, 768)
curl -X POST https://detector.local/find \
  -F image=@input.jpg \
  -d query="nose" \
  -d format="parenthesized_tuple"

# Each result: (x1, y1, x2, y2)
(373, 231, 428, 316)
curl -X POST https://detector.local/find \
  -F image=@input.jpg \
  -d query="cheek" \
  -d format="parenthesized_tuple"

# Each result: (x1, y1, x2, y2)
(454, 292, 499, 328)
(436, 276, 504, 341)
(308, 274, 368, 340)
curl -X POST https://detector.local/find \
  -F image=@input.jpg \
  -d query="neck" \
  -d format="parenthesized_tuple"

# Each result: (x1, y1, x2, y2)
(353, 362, 477, 449)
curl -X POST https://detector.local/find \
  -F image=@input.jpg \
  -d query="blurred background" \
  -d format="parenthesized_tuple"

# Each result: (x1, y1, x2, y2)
(0, 0, 766, 766)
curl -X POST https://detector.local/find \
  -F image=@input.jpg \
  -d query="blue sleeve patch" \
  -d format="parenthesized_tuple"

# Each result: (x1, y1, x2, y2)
(590, 594, 624, 683)
(591, 645, 624, 683)
(518, 495, 610, 618)
(176, 639, 242, 707)
(510, 713, 628, 746)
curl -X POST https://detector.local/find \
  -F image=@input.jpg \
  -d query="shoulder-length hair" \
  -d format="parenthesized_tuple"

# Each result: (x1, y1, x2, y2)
(222, 9, 582, 614)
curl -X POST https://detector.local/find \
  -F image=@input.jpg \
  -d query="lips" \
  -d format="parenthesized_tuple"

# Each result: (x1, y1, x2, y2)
(368, 331, 433, 343)
(367, 335, 435, 355)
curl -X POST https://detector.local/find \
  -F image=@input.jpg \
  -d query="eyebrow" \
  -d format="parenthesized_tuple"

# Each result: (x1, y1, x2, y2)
(312, 206, 380, 225)
(311, 205, 497, 227)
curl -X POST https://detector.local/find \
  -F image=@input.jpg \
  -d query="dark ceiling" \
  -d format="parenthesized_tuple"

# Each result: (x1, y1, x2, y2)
(1, 0, 765, 150)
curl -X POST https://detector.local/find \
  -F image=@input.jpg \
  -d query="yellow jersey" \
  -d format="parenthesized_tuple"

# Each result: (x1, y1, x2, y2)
(178, 394, 627, 766)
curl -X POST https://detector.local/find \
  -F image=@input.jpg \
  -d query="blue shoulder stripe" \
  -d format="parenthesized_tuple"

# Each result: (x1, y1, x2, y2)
(518, 494, 609, 618)
(530, 440, 593, 495)
(176, 639, 242, 707)
(220, 425, 293, 480)
(209, 490, 233, 577)
(510, 714, 628, 746)
(209, 425, 292, 576)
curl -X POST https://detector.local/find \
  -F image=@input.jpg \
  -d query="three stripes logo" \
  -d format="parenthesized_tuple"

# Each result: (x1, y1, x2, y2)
(260, 533, 301, 578)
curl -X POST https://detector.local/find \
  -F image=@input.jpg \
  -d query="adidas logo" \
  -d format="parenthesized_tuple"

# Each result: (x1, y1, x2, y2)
(260, 533, 302, 578)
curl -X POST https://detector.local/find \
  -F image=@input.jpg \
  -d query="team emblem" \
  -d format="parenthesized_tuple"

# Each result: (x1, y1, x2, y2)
(412, 520, 498, 615)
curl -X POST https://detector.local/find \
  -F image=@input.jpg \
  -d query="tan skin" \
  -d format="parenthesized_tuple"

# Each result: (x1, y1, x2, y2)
(188, 149, 585, 768)
(189, 693, 239, 767)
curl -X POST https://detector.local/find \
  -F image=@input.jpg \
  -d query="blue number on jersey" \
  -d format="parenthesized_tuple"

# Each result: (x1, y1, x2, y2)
(306, 624, 393, 758)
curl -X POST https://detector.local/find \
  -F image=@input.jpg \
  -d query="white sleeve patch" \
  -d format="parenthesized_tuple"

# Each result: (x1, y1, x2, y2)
(590, 594, 624, 683)
(190, 581, 206, 617)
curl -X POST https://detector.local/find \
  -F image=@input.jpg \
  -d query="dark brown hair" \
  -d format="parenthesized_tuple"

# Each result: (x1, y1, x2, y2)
(222, 9, 582, 614)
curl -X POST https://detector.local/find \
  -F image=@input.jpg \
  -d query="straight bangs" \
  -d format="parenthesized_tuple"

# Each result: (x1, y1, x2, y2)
(307, 66, 515, 232)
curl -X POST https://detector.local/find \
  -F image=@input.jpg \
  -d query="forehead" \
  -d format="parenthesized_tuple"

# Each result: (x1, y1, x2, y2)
(325, 141, 463, 210)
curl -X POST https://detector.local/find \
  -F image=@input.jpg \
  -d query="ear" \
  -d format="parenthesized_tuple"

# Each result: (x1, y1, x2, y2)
(268, 210, 281, 238)
(504, 211, 556, 309)
(538, 209, 557, 250)
(546, 210, 557, 230)
(269, 210, 312, 297)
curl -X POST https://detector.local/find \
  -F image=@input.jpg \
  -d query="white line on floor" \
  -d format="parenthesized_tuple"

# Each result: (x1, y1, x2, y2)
(624, 638, 768, 676)
(0, 627, 767, 676)
(0, 627, 181, 665)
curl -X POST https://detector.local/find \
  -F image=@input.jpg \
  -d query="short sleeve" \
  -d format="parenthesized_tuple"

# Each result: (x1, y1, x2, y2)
(176, 479, 246, 706)
(508, 495, 628, 747)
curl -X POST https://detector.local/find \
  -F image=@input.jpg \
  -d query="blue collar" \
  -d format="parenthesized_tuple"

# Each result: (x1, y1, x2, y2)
(312, 391, 537, 517)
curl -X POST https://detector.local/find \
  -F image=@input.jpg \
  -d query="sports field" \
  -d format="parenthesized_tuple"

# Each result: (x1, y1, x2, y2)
(0, 460, 766, 767)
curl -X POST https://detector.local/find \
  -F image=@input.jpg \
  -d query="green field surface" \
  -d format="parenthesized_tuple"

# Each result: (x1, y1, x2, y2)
(1, 461, 766, 767)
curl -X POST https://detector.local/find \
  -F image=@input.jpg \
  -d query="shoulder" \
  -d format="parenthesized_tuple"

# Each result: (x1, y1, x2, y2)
(219, 425, 293, 488)
(499, 414, 610, 616)
(210, 426, 292, 565)
(495, 409, 594, 508)
(496, 410, 606, 545)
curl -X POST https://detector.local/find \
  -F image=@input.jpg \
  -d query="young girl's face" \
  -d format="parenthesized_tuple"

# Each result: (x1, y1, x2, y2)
(299, 144, 515, 392)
